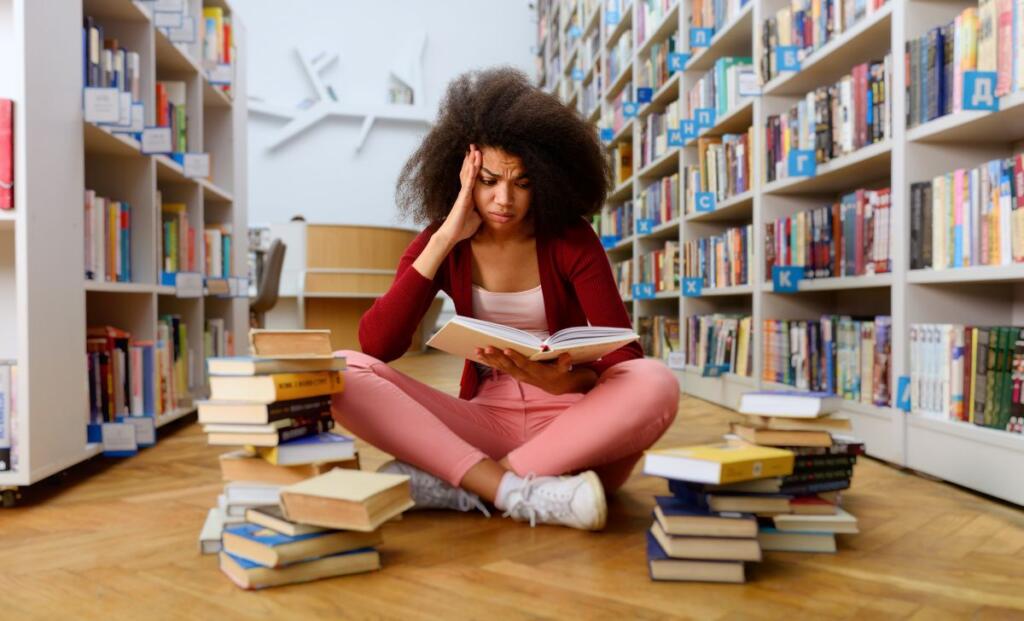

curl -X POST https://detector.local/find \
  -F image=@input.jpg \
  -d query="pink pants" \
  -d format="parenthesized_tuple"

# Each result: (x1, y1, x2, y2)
(331, 351, 680, 493)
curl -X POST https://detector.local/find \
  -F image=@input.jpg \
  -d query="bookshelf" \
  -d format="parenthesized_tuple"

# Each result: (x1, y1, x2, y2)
(0, 0, 247, 494)
(537, 0, 1024, 505)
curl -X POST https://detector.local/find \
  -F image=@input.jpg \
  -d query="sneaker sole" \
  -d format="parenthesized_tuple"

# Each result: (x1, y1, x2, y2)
(580, 470, 607, 531)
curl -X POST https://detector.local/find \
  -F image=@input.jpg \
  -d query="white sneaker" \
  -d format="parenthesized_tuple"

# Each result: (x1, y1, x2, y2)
(377, 460, 490, 516)
(501, 471, 607, 531)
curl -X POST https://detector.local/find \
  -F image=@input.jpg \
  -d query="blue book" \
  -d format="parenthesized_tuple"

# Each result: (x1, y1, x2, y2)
(222, 234, 231, 277)
(758, 526, 836, 553)
(653, 496, 757, 538)
(646, 532, 745, 583)
(223, 522, 382, 568)
(220, 547, 381, 590)
(257, 432, 355, 466)
(141, 343, 155, 416)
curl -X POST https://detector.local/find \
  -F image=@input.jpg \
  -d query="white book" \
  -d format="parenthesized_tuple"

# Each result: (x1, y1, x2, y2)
(224, 481, 282, 507)
(737, 391, 842, 418)
(774, 507, 859, 534)
(199, 507, 226, 555)
(427, 315, 637, 364)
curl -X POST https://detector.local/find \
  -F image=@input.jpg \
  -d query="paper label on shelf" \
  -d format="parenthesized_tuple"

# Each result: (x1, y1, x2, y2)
(667, 129, 684, 146)
(636, 87, 653, 103)
(776, 46, 801, 72)
(622, 101, 639, 119)
(667, 352, 686, 370)
(141, 127, 173, 154)
(175, 272, 203, 297)
(606, 9, 620, 25)
(695, 192, 716, 212)
(738, 72, 761, 97)
(600, 234, 621, 249)
(682, 277, 703, 297)
(772, 265, 805, 293)
(208, 63, 233, 85)
(118, 416, 156, 447)
(102, 422, 138, 457)
(690, 27, 713, 48)
(787, 149, 817, 177)
(896, 376, 911, 412)
(680, 119, 697, 140)
(695, 108, 715, 129)
(600, 127, 614, 142)
(83, 88, 121, 124)
(703, 363, 730, 378)
(153, 10, 183, 28)
(632, 283, 655, 299)
(962, 71, 999, 111)
(183, 153, 210, 178)
(668, 52, 691, 73)
(152, 0, 184, 11)
(119, 103, 145, 134)
(168, 15, 196, 43)
(636, 218, 655, 234)
(111, 92, 132, 127)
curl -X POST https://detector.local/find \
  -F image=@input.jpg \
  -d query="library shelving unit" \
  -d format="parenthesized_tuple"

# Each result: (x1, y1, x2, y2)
(536, 0, 1024, 505)
(0, 0, 247, 498)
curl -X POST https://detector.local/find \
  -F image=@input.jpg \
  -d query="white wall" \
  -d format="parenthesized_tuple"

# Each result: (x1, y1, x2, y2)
(233, 0, 537, 228)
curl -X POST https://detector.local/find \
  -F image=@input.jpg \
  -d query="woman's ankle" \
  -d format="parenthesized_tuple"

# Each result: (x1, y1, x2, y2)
(458, 458, 509, 503)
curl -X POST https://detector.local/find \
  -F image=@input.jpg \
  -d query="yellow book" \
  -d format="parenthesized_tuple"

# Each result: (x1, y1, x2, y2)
(209, 371, 344, 403)
(643, 443, 795, 484)
(279, 468, 414, 532)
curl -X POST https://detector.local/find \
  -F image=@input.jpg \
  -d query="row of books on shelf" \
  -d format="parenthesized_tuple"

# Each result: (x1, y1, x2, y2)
(762, 316, 892, 406)
(684, 131, 753, 210)
(200, 6, 235, 96)
(765, 187, 892, 279)
(161, 200, 235, 281)
(607, 29, 634, 88)
(83, 16, 142, 99)
(638, 33, 679, 95)
(610, 139, 634, 186)
(638, 0, 677, 45)
(759, 0, 888, 84)
(685, 314, 753, 376)
(614, 257, 635, 297)
(582, 62, 603, 116)
(639, 241, 680, 292)
(682, 224, 753, 288)
(685, 57, 756, 122)
(764, 57, 891, 183)
(909, 323, 1024, 433)
(909, 155, 1024, 270)
(906, 0, 1024, 129)
(690, 0, 751, 37)
(155, 81, 189, 153)
(1, 99, 10, 210)
(639, 314, 681, 360)
(638, 173, 680, 226)
(639, 100, 682, 168)
(84, 190, 132, 283)
(0, 361, 17, 472)
(598, 200, 634, 240)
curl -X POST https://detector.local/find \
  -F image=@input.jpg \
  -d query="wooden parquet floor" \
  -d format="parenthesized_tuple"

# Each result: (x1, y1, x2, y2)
(3, 352, 1024, 620)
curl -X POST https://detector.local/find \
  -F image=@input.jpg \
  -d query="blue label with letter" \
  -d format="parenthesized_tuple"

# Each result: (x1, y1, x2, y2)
(787, 149, 817, 177)
(622, 101, 639, 118)
(600, 234, 621, 249)
(599, 127, 614, 142)
(667, 129, 683, 146)
(690, 27, 713, 48)
(636, 87, 653, 103)
(569, 25, 582, 38)
(668, 52, 691, 73)
(680, 119, 697, 140)
(572, 67, 584, 81)
(636, 218, 655, 234)
(695, 108, 716, 129)
(702, 363, 730, 377)
(772, 265, 805, 293)
(682, 277, 703, 297)
(776, 46, 801, 72)
(695, 192, 716, 212)
(632, 283, 656, 299)
(896, 375, 912, 412)
(963, 71, 999, 111)
(606, 9, 620, 25)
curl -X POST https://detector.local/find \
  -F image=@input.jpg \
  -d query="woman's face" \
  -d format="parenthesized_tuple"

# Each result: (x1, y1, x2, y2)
(473, 146, 532, 234)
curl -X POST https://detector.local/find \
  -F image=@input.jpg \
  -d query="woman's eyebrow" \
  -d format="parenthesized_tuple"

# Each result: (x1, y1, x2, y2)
(480, 167, 528, 179)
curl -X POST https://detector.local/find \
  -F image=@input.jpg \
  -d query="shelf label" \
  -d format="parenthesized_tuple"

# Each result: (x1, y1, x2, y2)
(125, 103, 145, 134)
(153, 10, 183, 28)
(168, 15, 196, 43)
(102, 422, 139, 457)
(668, 52, 691, 74)
(572, 67, 584, 81)
(694, 108, 716, 129)
(600, 234, 621, 249)
(738, 72, 761, 97)
(175, 272, 203, 298)
(183, 153, 210, 178)
(690, 27, 713, 48)
(682, 277, 703, 297)
(896, 375, 912, 412)
(636, 218, 655, 234)
(141, 126, 174, 154)
(787, 149, 817, 177)
(632, 283, 656, 299)
(84, 87, 121, 124)
(153, 0, 185, 11)
(667, 351, 686, 369)
(569, 25, 582, 39)
(209, 63, 233, 85)
(963, 71, 999, 111)
(118, 416, 156, 447)
(695, 192, 716, 212)
(680, 119, 698, 140)
(772, 265, 805, 293)
(703, 363, 730, 378)
(776, 46, 801, 72)
(637, 87, 653, 103)
(111, 92, 132, 127)
(667, 129, 684, 146)
(622, 101, 639, 118)
(599, 127, 614, 142)
(606, 9, 620, 25)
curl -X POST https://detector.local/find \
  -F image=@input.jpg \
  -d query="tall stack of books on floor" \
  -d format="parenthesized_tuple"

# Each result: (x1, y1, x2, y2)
(196, 329, 414, 589)
(643, 391, 862, 582)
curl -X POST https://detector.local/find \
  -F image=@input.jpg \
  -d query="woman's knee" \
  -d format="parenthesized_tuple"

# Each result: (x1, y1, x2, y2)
(336, 349, 383, 371)
(612, 358, 680, 421)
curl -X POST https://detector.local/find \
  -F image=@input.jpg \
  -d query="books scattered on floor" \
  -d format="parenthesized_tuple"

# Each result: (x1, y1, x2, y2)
(643, 391, 864, 582)
(196, 329, 412, 589)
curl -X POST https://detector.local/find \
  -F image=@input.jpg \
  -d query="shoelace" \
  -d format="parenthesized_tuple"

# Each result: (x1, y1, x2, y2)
(501, 473, 574, 527)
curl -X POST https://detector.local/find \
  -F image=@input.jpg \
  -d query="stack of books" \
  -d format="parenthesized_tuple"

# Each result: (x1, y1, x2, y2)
(643, 443, 796, 583)
(218, 468, 413, 589)
(731, 391, 864, 552)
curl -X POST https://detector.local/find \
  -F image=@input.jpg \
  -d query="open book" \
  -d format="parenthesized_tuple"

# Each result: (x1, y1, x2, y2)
(426, 316, 638, 364)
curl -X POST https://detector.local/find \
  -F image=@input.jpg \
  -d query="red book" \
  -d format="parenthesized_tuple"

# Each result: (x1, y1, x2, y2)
(0, 99, 12, 209)
(156, 83, 169, 127)
(222, 23, 232, 64)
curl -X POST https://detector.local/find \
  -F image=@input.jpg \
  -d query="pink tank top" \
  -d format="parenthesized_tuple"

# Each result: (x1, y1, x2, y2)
(471, 284, 549, 339)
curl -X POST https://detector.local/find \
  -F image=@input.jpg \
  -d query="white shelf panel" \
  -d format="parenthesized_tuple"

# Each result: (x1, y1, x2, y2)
(762, 4, 893, 97)
(636, 3, 680, 61)
(637, 217, 680, 239)
(83, 0, 151, 21)
(699, 283, 754, 297)
(650, 289, 680, 300)
(608, 176, 634, 203)
(605, 6, 633, 51)
(154, 155, 191, 184)
(611, 117, 634, 144)
(639, 73, 681, 117)
(583, 4, 601, 37)
(154, 27, 202, 75)
(203, 79, 233, 108)
(0, 211, 13, 230)
(685, 3, 753, 72)
(605, 64, 634, 101)
(200, 178, 234, 202)
(84, 280, 160, 294)
(907, 91, 1024, 144)
(156, 406, 196, 428)
(907, 415, 1024, 505)
(636, 147, 679, 179)
(685, 190, 753, 223)
(686, 99, 753, 143)
(763, 140, 891, 196)
(83, 122, 142, 158)
(907, 264, 1024, 285)
(607, 234, 635, 254)
(763, 272, 893, 292)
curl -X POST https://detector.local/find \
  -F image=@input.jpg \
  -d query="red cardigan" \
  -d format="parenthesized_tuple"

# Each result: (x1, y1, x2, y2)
(358, 218, 644, 399)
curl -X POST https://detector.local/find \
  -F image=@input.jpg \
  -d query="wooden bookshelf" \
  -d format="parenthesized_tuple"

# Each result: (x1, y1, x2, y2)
(537, 0, 1024, 505)
(0, 0, 248, 491)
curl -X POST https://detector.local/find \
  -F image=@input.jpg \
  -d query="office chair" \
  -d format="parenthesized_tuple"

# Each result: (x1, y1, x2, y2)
(250, 238, 286, 329)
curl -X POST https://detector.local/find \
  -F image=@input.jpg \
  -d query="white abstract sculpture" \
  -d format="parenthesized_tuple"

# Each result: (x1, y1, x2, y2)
(248, 33, 431, 153)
